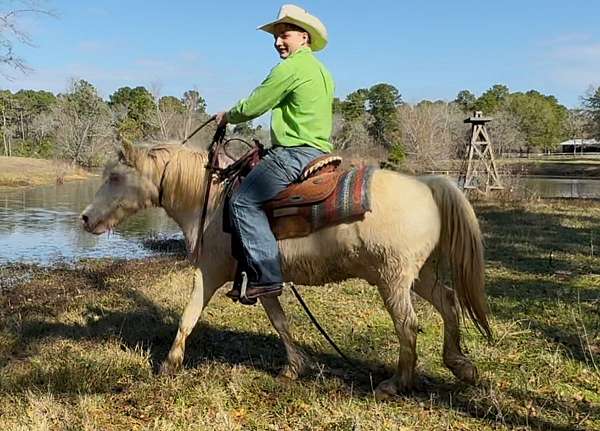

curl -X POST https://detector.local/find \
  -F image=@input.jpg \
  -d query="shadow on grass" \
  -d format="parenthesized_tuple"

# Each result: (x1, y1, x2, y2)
(478, 203, 599, 368)
(478, 204, 599, 275)
(3, 283, 595, 431)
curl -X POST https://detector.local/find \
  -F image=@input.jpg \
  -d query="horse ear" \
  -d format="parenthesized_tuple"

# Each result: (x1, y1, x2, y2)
(118, 134, 136, 166)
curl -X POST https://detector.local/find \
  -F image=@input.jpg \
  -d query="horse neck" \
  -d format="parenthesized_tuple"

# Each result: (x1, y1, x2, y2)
(154, 149, 226, 255)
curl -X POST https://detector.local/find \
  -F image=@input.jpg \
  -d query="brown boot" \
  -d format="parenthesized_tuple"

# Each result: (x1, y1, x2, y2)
(239, 283, 283, 305)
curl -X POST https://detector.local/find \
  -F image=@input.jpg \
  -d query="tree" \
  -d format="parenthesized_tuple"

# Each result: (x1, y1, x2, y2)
(340, 88, 368, 122)
(109, 86, 157, 140)
(582, 86, 600, 140)
(0, 90, 15, 155)
(182, 89, 206, 113)
(0, 1, 54, 78)
(485, 109, 525, 156)
(181, 89, 207, 140)
(332, 89, 374, 153)
(397, 101, 465, 170)
(11, 89, 56, 155)
(366, 83, 402, 148)
(453, 90, 477, 113)
(53, 79, 113, 166)
(508, 90, 568, 152)
(474, 84, 510, 114)
(154, 94, 185, 140)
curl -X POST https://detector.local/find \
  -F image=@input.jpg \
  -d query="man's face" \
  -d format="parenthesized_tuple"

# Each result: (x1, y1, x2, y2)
(273, 23, 309, 59)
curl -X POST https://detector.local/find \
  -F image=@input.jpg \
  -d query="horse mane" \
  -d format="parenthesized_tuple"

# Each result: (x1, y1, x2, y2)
(129, 143, 210, 211)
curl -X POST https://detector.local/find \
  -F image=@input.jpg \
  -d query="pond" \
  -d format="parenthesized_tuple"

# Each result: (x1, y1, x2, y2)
(0, 176, 598, 265)
(521, 177, 600, 199)
(0, 177, 181, 265)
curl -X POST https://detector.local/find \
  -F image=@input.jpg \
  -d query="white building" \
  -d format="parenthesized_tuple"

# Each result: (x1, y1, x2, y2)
(558, 139, 600, 153)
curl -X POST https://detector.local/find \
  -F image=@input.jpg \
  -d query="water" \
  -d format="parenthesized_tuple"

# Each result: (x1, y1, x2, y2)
(0, 177, 181, 265)
(521, 177, 600, 199)
(0, 176, 598, 265)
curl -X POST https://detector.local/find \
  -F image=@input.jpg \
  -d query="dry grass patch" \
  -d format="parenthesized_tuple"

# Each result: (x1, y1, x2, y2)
(0, 156, 91, 188)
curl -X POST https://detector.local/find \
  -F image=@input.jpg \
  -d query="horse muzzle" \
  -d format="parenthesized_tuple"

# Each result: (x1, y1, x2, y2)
(80, 207, 108, 235)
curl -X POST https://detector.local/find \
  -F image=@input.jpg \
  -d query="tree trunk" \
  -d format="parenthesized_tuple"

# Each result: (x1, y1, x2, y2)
(2, 110, 7, 156)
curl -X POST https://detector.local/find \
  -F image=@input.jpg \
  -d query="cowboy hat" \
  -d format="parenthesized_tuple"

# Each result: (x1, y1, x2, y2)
(258, 4, 328, 52)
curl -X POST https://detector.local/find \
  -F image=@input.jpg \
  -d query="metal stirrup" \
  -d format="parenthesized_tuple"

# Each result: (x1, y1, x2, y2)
(239, 271, 249, 301)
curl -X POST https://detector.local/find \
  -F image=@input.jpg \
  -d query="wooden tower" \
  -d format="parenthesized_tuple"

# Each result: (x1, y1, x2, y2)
(459, 111, 503, 192)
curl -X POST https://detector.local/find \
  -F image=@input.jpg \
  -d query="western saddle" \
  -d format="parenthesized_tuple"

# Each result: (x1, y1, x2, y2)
(210, 141, 371, 240)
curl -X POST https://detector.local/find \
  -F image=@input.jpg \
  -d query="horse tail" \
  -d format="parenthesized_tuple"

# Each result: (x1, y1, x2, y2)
(421, 176, 492, 340)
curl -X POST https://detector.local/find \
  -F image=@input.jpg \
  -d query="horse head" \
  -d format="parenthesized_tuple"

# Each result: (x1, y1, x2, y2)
(80, 139, 160, 235)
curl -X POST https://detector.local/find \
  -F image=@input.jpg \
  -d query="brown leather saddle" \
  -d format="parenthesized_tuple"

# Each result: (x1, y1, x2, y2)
(213, 143, 373, 240)
(265, 155, 343, 239)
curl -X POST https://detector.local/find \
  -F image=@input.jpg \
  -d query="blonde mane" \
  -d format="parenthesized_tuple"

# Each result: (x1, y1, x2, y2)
(129, 143, 210, 211)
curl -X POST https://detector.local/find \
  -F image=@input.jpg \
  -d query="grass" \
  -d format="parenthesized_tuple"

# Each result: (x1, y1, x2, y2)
(0, 156, 91, 188)
(0, 199, 599, 430)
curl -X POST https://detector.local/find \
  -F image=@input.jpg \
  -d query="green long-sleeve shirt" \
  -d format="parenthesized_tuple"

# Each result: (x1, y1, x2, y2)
(227, 47, 334, 153)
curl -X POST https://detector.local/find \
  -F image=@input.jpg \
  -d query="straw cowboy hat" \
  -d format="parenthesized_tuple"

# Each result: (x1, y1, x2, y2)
(258, 4, 328, 51)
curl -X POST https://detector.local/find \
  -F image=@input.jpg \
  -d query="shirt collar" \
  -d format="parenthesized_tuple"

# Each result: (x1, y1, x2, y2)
(287, 46, 312, 59)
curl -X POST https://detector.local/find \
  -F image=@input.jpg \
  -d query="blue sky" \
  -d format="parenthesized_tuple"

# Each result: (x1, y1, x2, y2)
(5, 0, 600, 112)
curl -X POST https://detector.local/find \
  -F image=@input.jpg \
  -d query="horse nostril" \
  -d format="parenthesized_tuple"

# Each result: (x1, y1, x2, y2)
(81, 214, 89, 224)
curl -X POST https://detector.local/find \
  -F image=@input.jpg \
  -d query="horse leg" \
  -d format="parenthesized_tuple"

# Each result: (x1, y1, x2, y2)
(412, 261, 478, 384)
(374, 274, 419, 400)
(160, 267, 219, 374)
(260, 296, 307, 380)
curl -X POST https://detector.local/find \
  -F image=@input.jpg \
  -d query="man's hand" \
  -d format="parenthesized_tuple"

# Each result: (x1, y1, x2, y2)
(215, 111, 228, 128)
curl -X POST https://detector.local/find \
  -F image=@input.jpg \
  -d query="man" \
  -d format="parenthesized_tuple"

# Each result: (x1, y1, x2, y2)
(214, 4, 334, 305)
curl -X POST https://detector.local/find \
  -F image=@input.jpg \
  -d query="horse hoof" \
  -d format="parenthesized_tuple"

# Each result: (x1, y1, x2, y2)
(456, 364, 479, 385)
(374, 379, 398, 401)
(277, 365, 299, 381)
(446, 358, 479, 385)
(159, 360, 180, 376)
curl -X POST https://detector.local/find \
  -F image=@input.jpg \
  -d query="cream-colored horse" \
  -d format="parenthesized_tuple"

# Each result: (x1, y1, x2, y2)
(81, 142, 491, 400)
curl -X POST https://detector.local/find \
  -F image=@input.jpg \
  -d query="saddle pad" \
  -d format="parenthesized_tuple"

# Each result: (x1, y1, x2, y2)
(310, 166, 375, 230)
(269, 166, 375, 239)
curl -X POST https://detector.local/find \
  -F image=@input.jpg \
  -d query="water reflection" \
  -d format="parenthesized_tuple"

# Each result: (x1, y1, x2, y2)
(521, 177, 600, 199)
(0, 178, 181, 265)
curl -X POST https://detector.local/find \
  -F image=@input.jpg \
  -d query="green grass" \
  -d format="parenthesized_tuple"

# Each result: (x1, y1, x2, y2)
(0, 199, 598, 430)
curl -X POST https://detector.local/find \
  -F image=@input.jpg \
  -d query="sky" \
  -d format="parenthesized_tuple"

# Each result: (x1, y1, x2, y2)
(4, 0, 600, 113)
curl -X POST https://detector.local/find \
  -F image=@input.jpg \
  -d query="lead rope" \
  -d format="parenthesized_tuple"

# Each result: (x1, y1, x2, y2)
(288, 283, 352, 364)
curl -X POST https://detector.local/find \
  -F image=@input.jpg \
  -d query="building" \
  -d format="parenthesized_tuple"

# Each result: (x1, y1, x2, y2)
(558, 139, 600, 154)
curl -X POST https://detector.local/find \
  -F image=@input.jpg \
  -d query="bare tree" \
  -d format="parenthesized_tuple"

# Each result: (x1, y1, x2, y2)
(486, 109, 526, 157)
(52, 79, 113, 166)
(398, 101, 465, 171)
(331, 113, 375, 153)
(0, 1, 55, 78)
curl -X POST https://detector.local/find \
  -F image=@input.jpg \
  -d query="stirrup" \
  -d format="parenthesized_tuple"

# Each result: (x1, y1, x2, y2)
(238, 271, 257, 305)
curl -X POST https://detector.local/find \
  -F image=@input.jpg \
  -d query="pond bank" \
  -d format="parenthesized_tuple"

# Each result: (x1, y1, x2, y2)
(496, 156, 600, 178)
(0, 199, 598, 430)
(0, 156, 92, 188)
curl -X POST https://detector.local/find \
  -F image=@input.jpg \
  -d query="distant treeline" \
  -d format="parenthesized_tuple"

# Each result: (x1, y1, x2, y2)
(1, 79, 599, 169)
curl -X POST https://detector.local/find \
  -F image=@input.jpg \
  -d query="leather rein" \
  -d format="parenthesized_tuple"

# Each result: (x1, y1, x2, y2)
(176, 116, 261, 259)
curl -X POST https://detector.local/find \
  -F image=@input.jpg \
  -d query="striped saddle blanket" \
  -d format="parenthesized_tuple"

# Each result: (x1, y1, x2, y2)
(265, 166, 376, 240)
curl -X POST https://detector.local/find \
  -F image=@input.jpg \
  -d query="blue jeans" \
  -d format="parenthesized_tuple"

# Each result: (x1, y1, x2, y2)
(228, 145, 324, 286)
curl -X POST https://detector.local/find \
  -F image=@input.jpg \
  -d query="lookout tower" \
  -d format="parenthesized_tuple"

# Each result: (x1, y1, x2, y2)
(458, 111, 503, 193)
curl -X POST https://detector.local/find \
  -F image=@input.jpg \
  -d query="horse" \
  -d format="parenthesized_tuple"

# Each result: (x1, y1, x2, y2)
(80, 140, 491, 400)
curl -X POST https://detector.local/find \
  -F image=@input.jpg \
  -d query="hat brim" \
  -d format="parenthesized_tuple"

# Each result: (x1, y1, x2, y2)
(258, 17, 327, 52)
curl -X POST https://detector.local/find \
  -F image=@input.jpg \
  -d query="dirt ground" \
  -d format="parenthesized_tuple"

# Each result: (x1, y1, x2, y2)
(0, 156, 91, 188)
